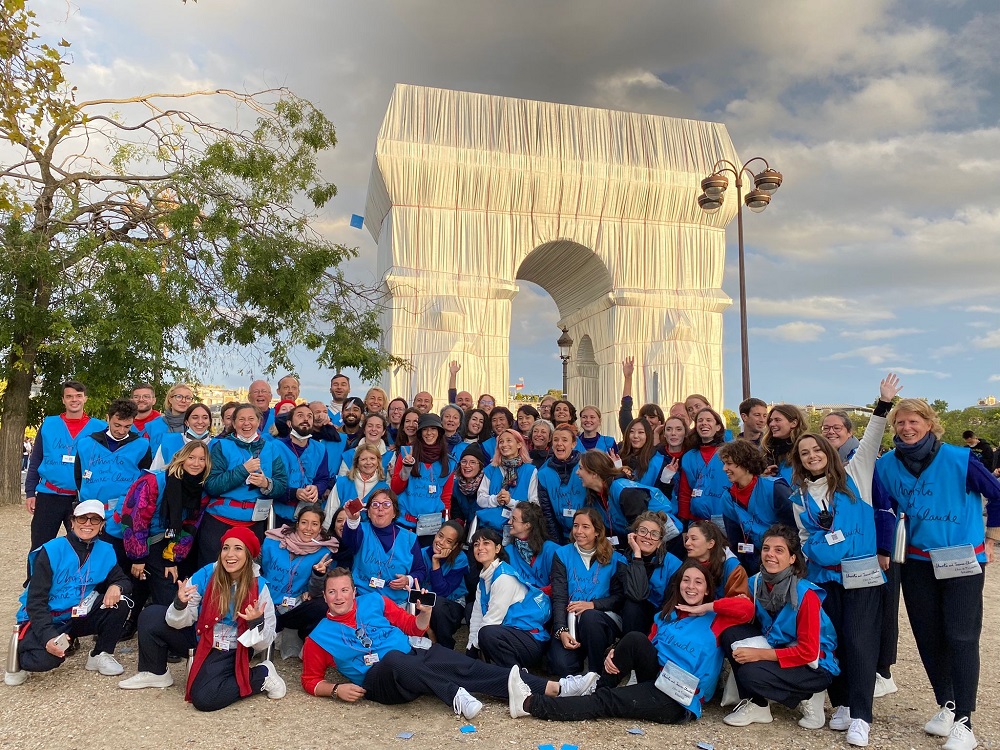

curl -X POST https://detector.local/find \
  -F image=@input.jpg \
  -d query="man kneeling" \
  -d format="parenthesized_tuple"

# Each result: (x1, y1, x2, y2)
(302, 567, 599, 718)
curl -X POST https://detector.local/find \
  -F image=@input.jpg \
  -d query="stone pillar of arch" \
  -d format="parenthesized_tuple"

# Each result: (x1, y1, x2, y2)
(365, 84, 741, 435)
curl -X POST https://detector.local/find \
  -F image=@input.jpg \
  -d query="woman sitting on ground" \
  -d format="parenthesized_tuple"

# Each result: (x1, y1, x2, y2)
(420, 521, 470, 651)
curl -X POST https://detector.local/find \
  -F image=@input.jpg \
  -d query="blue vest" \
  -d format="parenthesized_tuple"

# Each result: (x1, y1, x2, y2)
(679, 448, 731, 520)
(750, 575, 840, 676)
(352, 523, 417, 604)
(608, 478, 681, 539)
(716, 553, 744, 599)
(537, 459, 588, 537)
(397, 457, 457, 530)
(479, 561, 551, 641)
(17, 537, 118, 624)
(207, 437, 281, 523)
(875, 444, 988, 562)
(307, 594, 413, 685)
(555, 544, 625, 601)
(503, 540, 559, 590)
(156, 432, 208, 467)
(143, 417, 170, 455)
(797, 477, 882, 585)
(637, 452, 667, 488)
(273, 438, 328, 522)
(576, 434, 617, 455)
(723, 477, 788, 570)
(647, 552, 684, 608)
(419, 547, 469, 602)
(322, 438, 347, 477)
(35, 416, 107, 494)
(652, 610, 723, 717)
(261, 538, 328, 599)
(480, 437, 497, 461)
(334, 475, 389, 508)
(76, 435, 150, 538)
(476, 463, 536, 531)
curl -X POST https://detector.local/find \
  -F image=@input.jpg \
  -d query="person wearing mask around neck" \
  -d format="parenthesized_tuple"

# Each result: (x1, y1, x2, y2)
(504, 502, 560, 591)
(119, 441, 211, 609)
(536, 425, 587, 545)
(675, 407, 731, 525)
(820, 373, 902, 701)
(762, 404, 808, 484)
(118, 527, 285, 709)
(392, 413, 457, 545)
(201, 404, 288, 568)
(721, 525, 839, 732)
(618, 511, 684, 638)
(130, 382, 161, 440)
(328, 373, 351, 427)
(6, 500, 132, 686)
(300, 566, 594, 718)
(477, 429, 538, 535)
(548, 508, 628, 684)
(738, 397, 768, 447)
(718, 438, 795, 577)
(419, 521, 470, 651)
(791, 432, 884, 748)
(509, 560, 755, 725)
(273, 404, 331, 527)
(873, 398, 1000, 750)
(325, 445, 390, 528)
(340, 487, 426, 605)
(24, 380, 107, 574)
(576, 406, 616, 455)
(151, 402, 213, 471)
(339, 397, 366, 451)
(468, 527, 553, 670)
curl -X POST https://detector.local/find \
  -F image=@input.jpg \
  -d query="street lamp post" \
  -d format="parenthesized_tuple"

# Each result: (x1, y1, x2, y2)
(697, 159, 782, 401)
(557, 327, 573, 399)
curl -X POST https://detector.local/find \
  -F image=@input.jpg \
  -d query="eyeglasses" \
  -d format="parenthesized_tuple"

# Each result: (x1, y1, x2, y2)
(480, 400, 495, 406)
(635, 527, 662, 540)
(172, 394, 194, 402)
(76, 515, 104, 525)
(820, 425, 845, 433)
(354, 626, 373, 651)
(369, 500, 393, 510)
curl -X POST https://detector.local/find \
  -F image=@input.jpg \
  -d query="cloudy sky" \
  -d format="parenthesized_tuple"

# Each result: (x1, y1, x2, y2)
(33, 0, 1000, 412)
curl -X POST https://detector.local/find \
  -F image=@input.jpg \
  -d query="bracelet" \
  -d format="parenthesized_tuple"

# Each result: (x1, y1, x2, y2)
(554, 627, 568, 637)
(332, 683, 340, 698)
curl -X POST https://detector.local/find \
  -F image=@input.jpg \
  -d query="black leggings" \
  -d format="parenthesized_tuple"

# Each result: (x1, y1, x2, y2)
(820, 581, 882, 723)
(528, 631, 689, 724)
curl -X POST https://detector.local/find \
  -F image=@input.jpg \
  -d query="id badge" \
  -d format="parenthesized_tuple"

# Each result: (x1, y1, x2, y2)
(363, 652, 380, 666)
(500, 506, 512, 519)
(825, 529, 846, 545)
(428, 484, 437, 495)
(654, 660, 699, 707)
(281, 595, 302, 609)
(929, 544, 981, 580)
(608, 535, 620, 547)
(62, 454, 75, 464)
(213, 635, 231, 651)
(251, 497, 271, 522)
(737, 542, 754, 555)
(369, 576, 386, 589)
(562, 508, 575, 518)
(82, 470, 92, 480)
(72, 590, 99, 618)
(691, 489, 703, 497)
(416, 512, 443, 536)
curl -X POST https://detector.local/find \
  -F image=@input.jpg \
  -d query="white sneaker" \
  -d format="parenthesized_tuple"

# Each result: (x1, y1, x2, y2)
(85, 652, 124, 676)
(4, 670, 28, 686)
(829, 705, 852, 731)
(724, 699, 773, 726)
(507, 665, 532, 719)
(873, 673, 898, 698)
(453, 687, 483, 720)
(943, 717, 978, 750)
(118, 671, 173, 689)
(926, 701, 957, 737)
(847, 718, 871, 747)
(559, 672, 599, 697)
(798, 690, 826, 729)
(260, 660, 286, 699)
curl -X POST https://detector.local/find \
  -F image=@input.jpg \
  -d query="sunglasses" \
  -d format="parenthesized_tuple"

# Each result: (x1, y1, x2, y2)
(76, 515, 104, 525)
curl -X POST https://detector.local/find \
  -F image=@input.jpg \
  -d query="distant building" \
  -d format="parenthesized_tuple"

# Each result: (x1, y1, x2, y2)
(973, 395, 999, 411)
(194, 385, 251, 432)
(801, 404, 875, 418)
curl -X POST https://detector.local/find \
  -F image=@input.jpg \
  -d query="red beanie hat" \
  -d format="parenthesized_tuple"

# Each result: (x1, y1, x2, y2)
(221, 526, 261, 560)
(274, 399, 297, 415)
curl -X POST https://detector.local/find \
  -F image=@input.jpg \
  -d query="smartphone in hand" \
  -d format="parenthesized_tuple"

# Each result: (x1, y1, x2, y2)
(407, 589, 437, 608)
(345, 498, 364, 515)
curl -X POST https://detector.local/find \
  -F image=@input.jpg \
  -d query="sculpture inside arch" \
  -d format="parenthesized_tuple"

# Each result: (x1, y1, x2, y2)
(364, 84, 741, 435)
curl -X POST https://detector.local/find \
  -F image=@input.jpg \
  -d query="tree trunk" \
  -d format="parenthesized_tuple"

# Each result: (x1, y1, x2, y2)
(0, 365, 33, 506)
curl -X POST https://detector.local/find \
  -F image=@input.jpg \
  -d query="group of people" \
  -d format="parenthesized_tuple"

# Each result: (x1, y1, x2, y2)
(8, 365, 999, 750)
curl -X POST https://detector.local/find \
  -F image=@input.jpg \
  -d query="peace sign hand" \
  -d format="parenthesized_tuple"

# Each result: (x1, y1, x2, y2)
(176, 578, 198, 604)
(313, 553, 333, 575)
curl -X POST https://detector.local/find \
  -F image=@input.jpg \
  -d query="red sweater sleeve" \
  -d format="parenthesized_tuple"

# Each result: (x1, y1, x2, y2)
(440, 471, 455, 516)
(390, 458, 408, 495)
(381, 596, 427, 636)
(677, 467, 693, 521)
(774, 589, 822, 668)
(710, 596, 755, 639)
(301, 636, 337, 695)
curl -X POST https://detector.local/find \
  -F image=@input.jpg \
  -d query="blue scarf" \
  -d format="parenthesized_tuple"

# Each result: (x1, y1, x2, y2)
(893, 432, 940, 478)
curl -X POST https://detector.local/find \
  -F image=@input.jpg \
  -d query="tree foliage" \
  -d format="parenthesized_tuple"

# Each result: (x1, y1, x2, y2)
(0, 0, 401, 502)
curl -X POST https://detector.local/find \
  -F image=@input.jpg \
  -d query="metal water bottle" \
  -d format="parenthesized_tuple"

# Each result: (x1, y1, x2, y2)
(6, 623, 20, 675)
(186, 647, 195, 678)
(890, 512, 908, 564)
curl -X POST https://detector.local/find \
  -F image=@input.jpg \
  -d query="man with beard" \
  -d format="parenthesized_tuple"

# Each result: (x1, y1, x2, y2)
(328, 374, 351, 427)
(274, 404, 331, 525)
(339, 398, 365, 451)
(130, 383, 161, 439)
(446, 361, 475, 412)
(249, 380, 276, 436)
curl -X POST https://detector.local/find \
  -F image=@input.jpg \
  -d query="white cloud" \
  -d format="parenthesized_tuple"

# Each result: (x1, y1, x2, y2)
(826, 346, 900, 365)
(888, 367, 951, 379)
(750, 322, 826, 342)
(974, 331, 1000, 349)
(989, 375, 1000, 383)
(748, 297, 894, 323)
(965, 305, 1000, 314)
(843, 328, 924, 341)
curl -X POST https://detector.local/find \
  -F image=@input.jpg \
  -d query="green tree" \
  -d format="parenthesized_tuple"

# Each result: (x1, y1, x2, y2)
(0, 0, 400, 504)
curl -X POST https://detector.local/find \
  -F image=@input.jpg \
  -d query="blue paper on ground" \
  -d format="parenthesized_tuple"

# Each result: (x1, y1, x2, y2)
(626, 727, 645, 735)
(460, 725, 477, 734)
(538, 745, 555, 750)
(561, 745, 579, 750)
(350, 213, 364, 229)
(396, 732, 413, 740)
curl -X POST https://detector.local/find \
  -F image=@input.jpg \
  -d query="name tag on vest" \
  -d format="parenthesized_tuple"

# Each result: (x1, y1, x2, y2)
(72, 590, 100, 618)
(251, 497, 272, 522)
(655, 660, 699, 707)
(416, 513, 443, 536)
(841, 555, 884, 589)
(929, 545, 981, 580)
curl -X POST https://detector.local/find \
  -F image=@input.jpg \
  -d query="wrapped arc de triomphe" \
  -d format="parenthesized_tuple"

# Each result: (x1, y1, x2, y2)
(364, 84, 740, 437)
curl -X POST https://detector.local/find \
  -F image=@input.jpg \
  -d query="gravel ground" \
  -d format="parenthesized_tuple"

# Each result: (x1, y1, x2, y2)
(0, 503, 996, 750)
